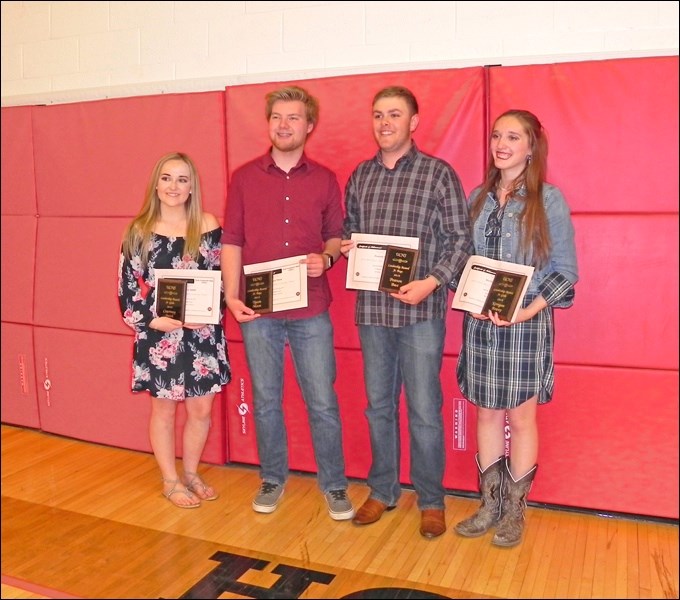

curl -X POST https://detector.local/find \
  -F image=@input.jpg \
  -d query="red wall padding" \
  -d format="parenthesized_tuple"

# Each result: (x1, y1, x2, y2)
(557, 213, 678, 369)
(2, 56, 678, 517)
(1, 216, 36, 325)
(535, 365, 678, 518)
(2, 92, 232, 462)
(1, 106, 36, 216)
(483, 57, 678, 518)
(446, 363, 679, 518)
(225, 68, 485, 193)
(1, 108, 39, 429)
(32, 327, 226, 464)
(1, 323, 39, 428)
(488, 58, 679, 371)
(224, 68, 486, 346)
(225, 340, 373, 480)
(224, 340, 259, 466)
(0, 213, 40, 427)
(31, 92, 228, 218)
(488, 57, 679, 214)
(33, 216, 131, 334)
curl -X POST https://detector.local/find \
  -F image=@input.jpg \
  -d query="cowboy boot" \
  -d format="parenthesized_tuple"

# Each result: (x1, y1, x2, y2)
(492, 461, 538, 547)
(454, 454, 504, 537)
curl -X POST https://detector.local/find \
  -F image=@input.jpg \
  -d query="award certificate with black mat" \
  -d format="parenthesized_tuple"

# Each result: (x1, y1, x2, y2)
(243, 255, 308, 312)
(346, 233, 420, 291)
(451, 256, 534, 323)
(153, 269, 221, 325)
(243, 271, 274, 314)
(378, 246, 420, 292)
(156, 278, 189, 322)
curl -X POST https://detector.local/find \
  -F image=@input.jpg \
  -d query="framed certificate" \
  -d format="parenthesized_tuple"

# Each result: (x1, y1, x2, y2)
(378, 246, 420, 292)
(153, 269, 222, 325)
(244, 271, 274, 314)
(243, 255, 308, 312)
(346, 233, 420, 291)
(451, 256, 534, 323)
(156, 278, 188, 321)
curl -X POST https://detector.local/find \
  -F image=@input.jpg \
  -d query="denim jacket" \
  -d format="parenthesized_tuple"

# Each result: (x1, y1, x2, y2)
(464, 182, 578, 308)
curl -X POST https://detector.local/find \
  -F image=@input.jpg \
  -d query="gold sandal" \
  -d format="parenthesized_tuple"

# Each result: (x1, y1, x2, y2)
(162, 478, 201, 508)
(184, 472, 219, 501)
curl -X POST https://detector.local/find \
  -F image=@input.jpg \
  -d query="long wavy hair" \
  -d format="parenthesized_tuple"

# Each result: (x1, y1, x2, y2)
(121, 152, 204, 267)
(469, 109, 551, 268)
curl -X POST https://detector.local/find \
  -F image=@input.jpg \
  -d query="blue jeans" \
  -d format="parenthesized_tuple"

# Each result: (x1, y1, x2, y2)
(241, 312, 348, 492)
(358, 319, 446, 510)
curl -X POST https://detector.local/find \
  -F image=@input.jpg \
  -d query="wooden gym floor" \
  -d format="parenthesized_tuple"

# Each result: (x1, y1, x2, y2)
(1, 424, 678, 599)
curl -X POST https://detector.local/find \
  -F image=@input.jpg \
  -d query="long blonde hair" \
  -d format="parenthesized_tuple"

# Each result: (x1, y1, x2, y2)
(469, 109, 551, 268)
(121, 152, 204, 266)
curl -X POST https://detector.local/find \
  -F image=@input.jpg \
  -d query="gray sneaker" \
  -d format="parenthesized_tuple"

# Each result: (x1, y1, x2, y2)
(324, 489, 355, 520)
(252, 482, 284, 513)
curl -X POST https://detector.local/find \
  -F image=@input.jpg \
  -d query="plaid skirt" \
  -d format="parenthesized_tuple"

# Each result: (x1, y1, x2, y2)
(456, 297, 555, 409)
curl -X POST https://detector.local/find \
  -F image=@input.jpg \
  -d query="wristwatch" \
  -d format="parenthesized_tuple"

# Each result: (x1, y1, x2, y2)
(428, 274, 442, 290)
(323, 252, 334, 270)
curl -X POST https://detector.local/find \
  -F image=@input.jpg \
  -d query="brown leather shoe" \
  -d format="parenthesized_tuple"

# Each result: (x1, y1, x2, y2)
(352, 498, 395, 525)
(420, 509, 446, 538)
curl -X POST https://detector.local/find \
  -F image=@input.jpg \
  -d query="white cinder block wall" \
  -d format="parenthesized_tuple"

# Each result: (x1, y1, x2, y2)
(1, 0, 678, 106)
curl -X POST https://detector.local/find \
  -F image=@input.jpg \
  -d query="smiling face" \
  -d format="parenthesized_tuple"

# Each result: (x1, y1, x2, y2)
(268, 99, 314, 154)
(372, 96, 419, 163)
(156, 159, 191, 208)
(490, 115, 533, 181)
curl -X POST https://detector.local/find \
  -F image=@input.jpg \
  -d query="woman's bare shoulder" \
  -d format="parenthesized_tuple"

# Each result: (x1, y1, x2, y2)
(202, 212, 220, 232)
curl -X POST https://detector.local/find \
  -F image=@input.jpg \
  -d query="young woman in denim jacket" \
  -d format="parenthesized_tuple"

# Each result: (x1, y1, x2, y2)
(453, 110, 578, 547)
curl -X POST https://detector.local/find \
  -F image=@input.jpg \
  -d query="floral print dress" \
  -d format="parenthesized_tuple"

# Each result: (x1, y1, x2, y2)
(118, 228, 231, 400)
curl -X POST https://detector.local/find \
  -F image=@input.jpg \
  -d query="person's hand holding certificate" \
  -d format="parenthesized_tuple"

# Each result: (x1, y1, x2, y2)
(243, 255, 308, 312)
(345, 233, 420, 291)
(153, 269, 222, 325)
(451, 256, 534, 323)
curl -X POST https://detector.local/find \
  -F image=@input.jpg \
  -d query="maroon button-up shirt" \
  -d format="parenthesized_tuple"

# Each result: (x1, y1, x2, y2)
(221, 152, 343, 319)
